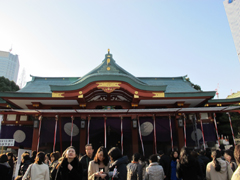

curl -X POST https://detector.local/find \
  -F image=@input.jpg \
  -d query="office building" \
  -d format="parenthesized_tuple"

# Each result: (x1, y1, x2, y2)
(0, 50, 19, 83)
(223, 0, 240, 62)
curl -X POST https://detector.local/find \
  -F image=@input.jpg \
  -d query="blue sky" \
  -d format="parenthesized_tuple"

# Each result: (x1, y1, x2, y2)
(0, 0, 239, 99)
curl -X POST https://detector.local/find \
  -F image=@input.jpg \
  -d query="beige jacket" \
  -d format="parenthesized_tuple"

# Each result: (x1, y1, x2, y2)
(206, 158, 233, 180)
(23, 163, 49, 180)
(88, 160, 109, 180)
(231, 166, 240, 180)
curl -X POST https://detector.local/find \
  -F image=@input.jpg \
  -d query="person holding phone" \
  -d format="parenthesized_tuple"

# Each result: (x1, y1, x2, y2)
(88, 146, 109, 180)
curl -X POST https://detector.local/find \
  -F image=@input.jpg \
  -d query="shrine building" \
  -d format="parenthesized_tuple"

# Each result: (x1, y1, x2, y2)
(0, 50, 239, 157)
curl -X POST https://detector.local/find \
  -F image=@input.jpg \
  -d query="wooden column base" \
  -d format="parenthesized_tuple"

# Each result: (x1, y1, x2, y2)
(79, 126, 86, 154)
(31, 127, 39, 151)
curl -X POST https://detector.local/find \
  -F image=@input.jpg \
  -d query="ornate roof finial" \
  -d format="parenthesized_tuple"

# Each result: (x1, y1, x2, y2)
(108, 49, 110, 54)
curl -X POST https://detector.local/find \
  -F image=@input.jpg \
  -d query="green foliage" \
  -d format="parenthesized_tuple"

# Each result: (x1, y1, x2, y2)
(216, 112, 240, 143)
(185, 77, 202, 91)
(0, 76, 20, 92)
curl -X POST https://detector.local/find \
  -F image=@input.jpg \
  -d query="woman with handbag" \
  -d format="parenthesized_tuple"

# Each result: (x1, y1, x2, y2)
(206, 150, 233, 180)
(23, 152, 49, 180)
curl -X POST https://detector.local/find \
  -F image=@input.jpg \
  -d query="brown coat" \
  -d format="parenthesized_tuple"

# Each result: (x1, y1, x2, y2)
(88, 160, 109, 180)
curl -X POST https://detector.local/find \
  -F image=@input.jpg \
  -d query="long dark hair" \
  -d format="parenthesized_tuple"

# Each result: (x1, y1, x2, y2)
(0, 154, 8, 163)
(50, 152, 60, 162)
(35, 152, 45, 164)
(171, 150, 179, 161)
(212, 150, 221, 172)
(21, 153, 30, 163)
(56, 146, 77, 169)
(62, 146, 77, 159)
(94, 146, 109, 166)
(225, 149, 234, 162)
(108, 147, 122, 161)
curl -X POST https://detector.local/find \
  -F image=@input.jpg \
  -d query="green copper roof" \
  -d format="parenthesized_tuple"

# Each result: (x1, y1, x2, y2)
(15, 75, 202, 94)
(71, 52, 146, 85)
(14, 51, 207, 96)
(49, 52, 168, 91)
(0, 97, 6, 104)
(18, 76, 78, 93)
(139, 76, 198, 93)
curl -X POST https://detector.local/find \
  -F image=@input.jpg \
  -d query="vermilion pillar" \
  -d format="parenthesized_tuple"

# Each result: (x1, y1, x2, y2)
(31, 127, 39, 151)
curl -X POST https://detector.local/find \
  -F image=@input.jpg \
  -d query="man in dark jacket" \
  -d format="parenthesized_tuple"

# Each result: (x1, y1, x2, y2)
(108, 147, 128, 180)
(127, 153, 142, 180)
(79, 144, 94, 180)
(158, 150, 171, 180)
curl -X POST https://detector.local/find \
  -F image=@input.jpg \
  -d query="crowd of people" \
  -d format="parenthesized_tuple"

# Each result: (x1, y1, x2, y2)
(0, 144, 240, 180)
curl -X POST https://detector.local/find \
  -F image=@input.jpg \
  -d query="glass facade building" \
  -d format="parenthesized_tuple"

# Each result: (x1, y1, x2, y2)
(0, 51, 19, 83)
(223, 0, 240, 62)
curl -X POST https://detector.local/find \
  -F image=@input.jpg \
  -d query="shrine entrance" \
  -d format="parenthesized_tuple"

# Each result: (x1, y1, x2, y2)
(88, 117, 132, 157)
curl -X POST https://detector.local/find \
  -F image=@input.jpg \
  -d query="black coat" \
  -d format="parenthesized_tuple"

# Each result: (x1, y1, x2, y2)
(53, 158, 82, 180)
(19, 160, 31, 176)
(159, 154, 171, 180)
(8, 159, 14, 177)
(79, 154, 93, 180)
(0, 162, 12, 180)
(109, 156, 128, 180)
(176, 155, 203, 180)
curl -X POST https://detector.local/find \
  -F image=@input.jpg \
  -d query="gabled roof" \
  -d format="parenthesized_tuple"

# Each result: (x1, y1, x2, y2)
(139, 76, 198, 93)
(18, 76, 78, 93)
(15, 50, 207, 95)
(49, 51, 168, 92)
(71, 51, 146, 86)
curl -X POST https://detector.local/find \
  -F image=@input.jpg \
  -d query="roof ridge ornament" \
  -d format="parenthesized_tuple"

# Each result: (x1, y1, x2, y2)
(108, 49, 110, 54)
